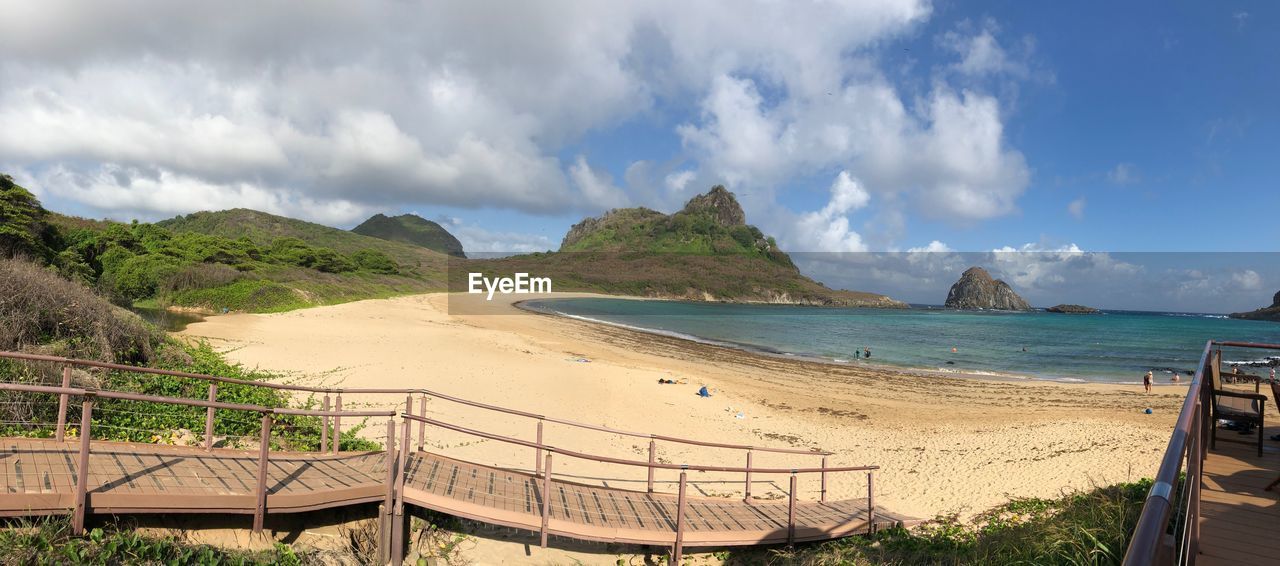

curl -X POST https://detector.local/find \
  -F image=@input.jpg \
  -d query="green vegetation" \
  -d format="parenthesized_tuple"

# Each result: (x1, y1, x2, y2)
(727, 479, 1151, 565)
(352, 212, 466, 258)
(0, 174, 446, 313)
(0, 257, 377, 451)
(0, 517, 308, 566)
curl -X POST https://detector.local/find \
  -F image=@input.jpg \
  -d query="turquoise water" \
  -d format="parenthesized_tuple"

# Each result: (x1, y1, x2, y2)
(524, 298, 1280, 383)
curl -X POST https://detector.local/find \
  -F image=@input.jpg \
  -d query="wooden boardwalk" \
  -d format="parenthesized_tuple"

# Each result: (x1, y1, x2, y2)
(0, 438, 912, 549)
(403, 452, 912, 547)
(1197, 423, 1280, 566)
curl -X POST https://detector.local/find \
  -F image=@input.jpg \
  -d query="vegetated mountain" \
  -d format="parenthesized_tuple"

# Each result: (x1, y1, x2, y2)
(0, 175, 448, 314)
(945, 267, 1032, 311)
(1229, 290, 1280, 322)
(469, 186, 905, 307)
(1046, 304, 1099, 314)
(352, 213, 466, 258)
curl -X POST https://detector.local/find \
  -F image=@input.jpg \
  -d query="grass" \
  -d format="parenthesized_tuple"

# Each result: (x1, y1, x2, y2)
(727, 479, 1152, 565)
(0, 516, 309, 565)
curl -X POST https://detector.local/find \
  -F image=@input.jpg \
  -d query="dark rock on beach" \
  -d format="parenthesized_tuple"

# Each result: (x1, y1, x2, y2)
(1228, 290, 1280, 322)
(944, 267, 1032, 311)
(1046, 304, 1100, 314)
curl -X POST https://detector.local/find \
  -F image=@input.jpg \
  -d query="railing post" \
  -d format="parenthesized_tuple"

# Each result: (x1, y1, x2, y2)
(744, 450, 753, 502)
(332, 393, 342, 455)
(404, 394, 413, 448)
(71, 397, 93, 535)
(673, 471, 688, 565)
(540, 453, 553, 548)
(417, 395, 427, 452)
(647, 439, 656, 493)
(203, 383, 218, 451)
(55, 366, 72, 442)
(536, 419, 544, 477)
(391, 419, 410, 566)
(252, 412, 272, 534)
(320, 395, 330, 453)
(787, 473, 797, 545)
(820, 455, 828, 503)
(379, 419, 396, 564)
(867, 469, 876, 534)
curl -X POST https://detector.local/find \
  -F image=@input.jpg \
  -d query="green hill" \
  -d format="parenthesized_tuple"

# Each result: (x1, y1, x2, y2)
(466, 186, 905, 307)
(351, 213, 466, 258)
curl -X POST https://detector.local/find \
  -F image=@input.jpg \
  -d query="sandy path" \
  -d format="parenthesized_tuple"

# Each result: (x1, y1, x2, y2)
(180, 292, 1187, 559)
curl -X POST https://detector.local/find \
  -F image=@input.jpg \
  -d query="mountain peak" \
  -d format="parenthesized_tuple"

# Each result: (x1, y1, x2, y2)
(679, 185, 745, 227)
(352, 213, 465, 258)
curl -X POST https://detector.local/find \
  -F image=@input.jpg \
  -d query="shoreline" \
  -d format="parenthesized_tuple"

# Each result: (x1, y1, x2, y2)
(178, 291, 1189, 539)
(515, 297, 1196, 388)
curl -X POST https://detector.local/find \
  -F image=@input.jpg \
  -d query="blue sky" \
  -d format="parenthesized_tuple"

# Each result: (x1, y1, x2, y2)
(0, 1, 1276, 309)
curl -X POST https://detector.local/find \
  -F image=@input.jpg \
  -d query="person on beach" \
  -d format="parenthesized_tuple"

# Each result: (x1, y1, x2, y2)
(864, 347, 871, 359)
(1143, 371, 1153, 392)
(1171, 373, 1181, 383)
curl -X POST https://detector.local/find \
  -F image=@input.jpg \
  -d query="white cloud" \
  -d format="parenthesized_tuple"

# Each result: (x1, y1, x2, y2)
(789, 171, 871, 252)
(1067, 197, 1086, 220)
(908, 240, 953, 253)
(1232, 270, 1263, 291)
(568, 156, 631, 210)
(940, 20, 1029, 78)
(434, 216, 556, 256)
(664, 170, 696, 194)
(1107, 163, 1139, 185)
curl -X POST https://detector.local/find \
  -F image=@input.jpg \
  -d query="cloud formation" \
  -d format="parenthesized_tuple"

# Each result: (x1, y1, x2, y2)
(1, 0, 1036, 252)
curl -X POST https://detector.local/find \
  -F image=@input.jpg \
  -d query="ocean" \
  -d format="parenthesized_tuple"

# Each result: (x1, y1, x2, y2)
(523, 298, 1280, 384)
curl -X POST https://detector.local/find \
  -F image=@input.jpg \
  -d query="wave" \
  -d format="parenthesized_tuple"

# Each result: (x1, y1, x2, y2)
(1163, 313, 1228, 319)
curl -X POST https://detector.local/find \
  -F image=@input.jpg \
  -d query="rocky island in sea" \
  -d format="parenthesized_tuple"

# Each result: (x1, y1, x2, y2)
(944, 266, 1032, 311)
(1229, 290, 1280, 322)
(1046, 304, 1100, 314)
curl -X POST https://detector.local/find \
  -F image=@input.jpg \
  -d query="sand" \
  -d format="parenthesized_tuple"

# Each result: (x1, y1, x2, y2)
(180, 292, 1189, 562)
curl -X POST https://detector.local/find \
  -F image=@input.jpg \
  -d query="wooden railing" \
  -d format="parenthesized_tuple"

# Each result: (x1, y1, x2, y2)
(0, 381, 394, 535)
(0, 351, 833, 489)
(1122, 340, 1280, 565)
(402, 412, 877, 563)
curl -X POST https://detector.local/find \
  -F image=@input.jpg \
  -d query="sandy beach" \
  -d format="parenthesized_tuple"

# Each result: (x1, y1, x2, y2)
(179, 292, 1189, 559)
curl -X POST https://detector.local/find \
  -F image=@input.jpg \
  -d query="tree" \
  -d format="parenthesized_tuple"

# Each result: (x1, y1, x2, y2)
(0, 174, 57, 261)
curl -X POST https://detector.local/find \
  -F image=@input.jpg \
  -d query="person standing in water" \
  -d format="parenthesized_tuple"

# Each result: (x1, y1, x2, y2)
(1143, 371, 1153, 393)
(864, 347, 871, 359)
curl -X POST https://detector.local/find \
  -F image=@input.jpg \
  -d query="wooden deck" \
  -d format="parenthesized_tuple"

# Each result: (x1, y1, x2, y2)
(1198, 422, 1280, 566)
(0, 438, 912, 550)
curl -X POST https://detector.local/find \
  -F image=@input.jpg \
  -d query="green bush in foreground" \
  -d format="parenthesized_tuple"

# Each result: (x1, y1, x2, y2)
(730, 479, 1151, 566)
(0, 516, 308, 565)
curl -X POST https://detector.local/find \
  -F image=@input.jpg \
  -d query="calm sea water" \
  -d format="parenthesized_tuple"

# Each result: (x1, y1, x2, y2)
(524, 298, 1280, 383)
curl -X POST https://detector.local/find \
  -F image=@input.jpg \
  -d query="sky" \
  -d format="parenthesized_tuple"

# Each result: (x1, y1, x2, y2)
(1, 1, 1276, 311)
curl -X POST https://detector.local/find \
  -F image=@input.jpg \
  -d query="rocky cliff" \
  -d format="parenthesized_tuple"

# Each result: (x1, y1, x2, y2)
(1229, 290, 1280, 322)
(944, 267, 1032, 311)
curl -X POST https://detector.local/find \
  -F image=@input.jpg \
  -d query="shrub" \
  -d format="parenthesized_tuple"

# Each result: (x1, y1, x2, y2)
(0, 258, 158, 363)
(161, 263, 243, 294)
(106, 253, 184, 302)
(310, 247, 355, 273)
(350, 249, 399, 274)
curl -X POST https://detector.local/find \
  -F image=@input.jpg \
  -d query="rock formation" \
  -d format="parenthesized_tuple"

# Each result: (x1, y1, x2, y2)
(1046, 304, 1099, 314)
(944, 267, 1032, 311)
(1229, 290, 1280, 322)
